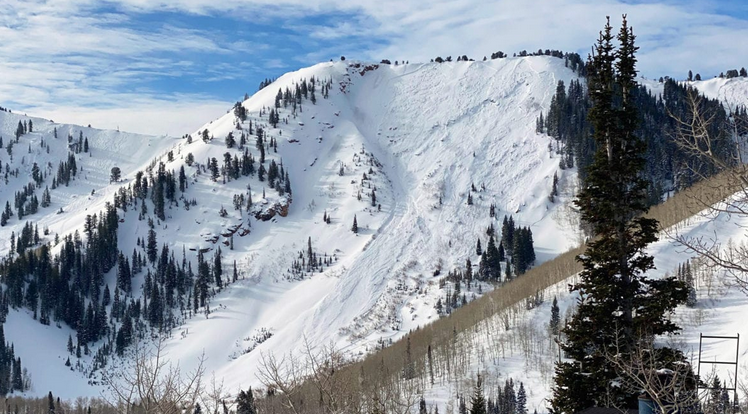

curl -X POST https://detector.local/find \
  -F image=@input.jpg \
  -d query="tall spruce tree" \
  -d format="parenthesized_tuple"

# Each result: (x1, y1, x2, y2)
(469, 375, 486, 414)
(550, 16, 688, 413)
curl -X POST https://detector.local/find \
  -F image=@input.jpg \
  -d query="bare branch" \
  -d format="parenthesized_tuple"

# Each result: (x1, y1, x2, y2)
(667, 88, 748, 294)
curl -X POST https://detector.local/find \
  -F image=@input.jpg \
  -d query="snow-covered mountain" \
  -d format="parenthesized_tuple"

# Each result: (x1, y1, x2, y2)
(0, 56, 583, 398)
(168, 57, 584, 396)
(2, 56, 747, 409)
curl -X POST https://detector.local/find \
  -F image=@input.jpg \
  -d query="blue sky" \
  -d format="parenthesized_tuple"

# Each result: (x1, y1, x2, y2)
(1, 0, 746, 135)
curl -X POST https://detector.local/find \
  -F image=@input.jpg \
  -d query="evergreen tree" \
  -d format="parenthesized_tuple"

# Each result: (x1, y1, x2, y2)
(213, 248, 223, 289)
(179, 166, 187, 192)
(352, 215, 358, 234)
(210, 158, 219, 181)
(48, 392, 55, 414)
(284, 171, 292, 195)
(41, 186, 51, 208)
(117, 252, 131, 292)
(708, 376, 723, 414)
(110, 166, 121, 182)
(483, 235, 502, 281)
(236, 388, 257, 414)
(147, 229, 158, 264)
(550, 172, 559, 202)
(503, 380, 516, 414)
(550, 296, 560, 336)
(551, 17, 688, 413)
(517, 382, 527, 414)
(501, 216, 515, 253)
(469, 376, 487, 414)
(419, 397, 428, 414)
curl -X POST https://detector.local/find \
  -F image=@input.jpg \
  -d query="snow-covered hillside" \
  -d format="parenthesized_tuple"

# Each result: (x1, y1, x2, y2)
(414, 184, 748, 413)
(691, 76, 748, 110)
(0, 112, 178, 394)
(0, 56, 583, 398)
(639, 75, 748, 112)
(0, 114, 176, 254)
(3, 55, 748, 412)
(165, 57, 584, 397)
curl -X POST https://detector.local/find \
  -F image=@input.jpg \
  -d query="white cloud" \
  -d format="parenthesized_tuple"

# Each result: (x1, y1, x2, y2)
(24, 98, 232, 136)
(72, 0, 746, 78)
(0, 0, 746, 136)
(345, 0, 748, 79)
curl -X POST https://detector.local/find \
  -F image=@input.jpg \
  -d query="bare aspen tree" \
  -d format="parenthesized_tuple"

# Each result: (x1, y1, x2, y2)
(667, 89, 748, 292)
(256, 350, 306, 414)
(101, 337, 206, 414)
(201, 374, 231, 414)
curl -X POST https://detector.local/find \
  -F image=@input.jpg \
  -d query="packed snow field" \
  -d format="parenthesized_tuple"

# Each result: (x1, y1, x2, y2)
(0, 57, 746, 411)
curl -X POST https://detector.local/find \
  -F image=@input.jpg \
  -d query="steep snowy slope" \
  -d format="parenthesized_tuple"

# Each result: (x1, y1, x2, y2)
(410, 78, 748, 412)
(3, 56, 747, 406)
(639, 75, 748, 112)
(0, 113, 176, 254)
(1, 56, 582, 398)
(0, 111, 178, 394)
(691, 76, 748, 110)
(158, 56, 583, 396)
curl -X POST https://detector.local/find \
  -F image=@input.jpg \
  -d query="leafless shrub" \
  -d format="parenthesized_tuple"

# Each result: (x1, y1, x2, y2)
(101, 337, 206, 414)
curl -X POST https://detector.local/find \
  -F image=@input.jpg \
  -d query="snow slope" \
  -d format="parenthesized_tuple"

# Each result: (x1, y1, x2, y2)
(2, 56, 747, 410)
(162, 57, 584, 397)
(0, 114, 177, 254)
(414, 190, 748, 413)
(638, 75, 748, 112)
(0, 56, 584, 398)
(0, 112, 178, 395)
(691, 76, 748, 111)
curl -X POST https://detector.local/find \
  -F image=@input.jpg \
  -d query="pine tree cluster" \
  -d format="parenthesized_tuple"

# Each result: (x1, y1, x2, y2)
(288, 237, 337, 279)
(0, 325, 30, 394)
(538, 68, 741, 203)
(459, 376, 527, 414)
(500, 216, 535, 276)
(675, 260, 697, 308)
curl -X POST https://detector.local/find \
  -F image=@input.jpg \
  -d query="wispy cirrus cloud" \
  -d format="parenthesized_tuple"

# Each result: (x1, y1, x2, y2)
(0, 0, 745, 136)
